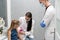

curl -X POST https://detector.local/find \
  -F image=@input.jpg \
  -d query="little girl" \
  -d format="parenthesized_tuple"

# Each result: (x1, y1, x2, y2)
(7, 20, 23, 40)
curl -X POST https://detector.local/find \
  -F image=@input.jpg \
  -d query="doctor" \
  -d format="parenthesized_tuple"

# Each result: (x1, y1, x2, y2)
(39, 0, 56, 40)
(18, 12, 35, 40)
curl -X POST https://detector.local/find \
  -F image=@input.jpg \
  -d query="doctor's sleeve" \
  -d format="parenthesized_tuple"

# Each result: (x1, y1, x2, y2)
(19, 17, 22, 24)
(40, 10, 55, 28)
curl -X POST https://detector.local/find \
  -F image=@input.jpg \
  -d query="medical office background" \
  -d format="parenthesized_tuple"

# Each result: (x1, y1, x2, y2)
(0, 0, 60, 40)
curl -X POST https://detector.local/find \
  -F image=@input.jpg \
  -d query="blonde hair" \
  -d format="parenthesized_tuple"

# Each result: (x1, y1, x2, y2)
(9, 20, 20, 30)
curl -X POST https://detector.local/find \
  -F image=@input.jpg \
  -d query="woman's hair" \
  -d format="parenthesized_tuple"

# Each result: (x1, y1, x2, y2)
(9, 20, 20, 30)
(25, 12, 32, 31)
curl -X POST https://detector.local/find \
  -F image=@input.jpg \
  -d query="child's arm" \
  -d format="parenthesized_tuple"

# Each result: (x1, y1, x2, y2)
(18, 27, 31, 36)
(17, 27, 25, 35)
(7, 30, 11, 40)
(17, 28, 24, 40)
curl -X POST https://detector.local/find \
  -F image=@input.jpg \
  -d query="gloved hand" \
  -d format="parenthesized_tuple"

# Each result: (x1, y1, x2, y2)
(40, 20, 46, 28)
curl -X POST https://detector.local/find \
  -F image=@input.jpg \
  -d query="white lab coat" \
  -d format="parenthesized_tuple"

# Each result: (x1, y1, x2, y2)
(18, 16, 35, 40)
(41, 5, 56, 40)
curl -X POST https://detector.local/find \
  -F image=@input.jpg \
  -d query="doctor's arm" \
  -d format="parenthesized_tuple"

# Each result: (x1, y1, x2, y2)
(40, 11, 55, 28)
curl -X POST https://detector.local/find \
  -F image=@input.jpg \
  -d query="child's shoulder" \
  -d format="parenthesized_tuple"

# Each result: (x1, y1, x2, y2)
(7, 29, 11, 34)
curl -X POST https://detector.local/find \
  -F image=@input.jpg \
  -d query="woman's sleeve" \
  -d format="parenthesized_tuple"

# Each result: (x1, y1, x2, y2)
(19, 17, 22, 24)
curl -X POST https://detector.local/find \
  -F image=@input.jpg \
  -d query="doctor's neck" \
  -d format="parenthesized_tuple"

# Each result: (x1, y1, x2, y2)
(43, 1, 51, 8)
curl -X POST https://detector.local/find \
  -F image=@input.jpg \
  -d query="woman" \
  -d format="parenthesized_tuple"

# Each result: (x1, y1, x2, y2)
(7, 20, 23, 40)
(18, 12, 35, 40)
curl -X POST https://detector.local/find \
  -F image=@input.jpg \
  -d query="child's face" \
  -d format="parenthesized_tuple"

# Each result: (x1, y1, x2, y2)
(14, 24, 19, 29)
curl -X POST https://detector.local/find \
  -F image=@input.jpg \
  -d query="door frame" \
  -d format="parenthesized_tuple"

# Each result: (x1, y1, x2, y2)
(7, 0, 11, 27)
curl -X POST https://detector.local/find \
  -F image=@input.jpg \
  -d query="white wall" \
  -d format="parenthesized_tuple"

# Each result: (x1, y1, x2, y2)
(11, 0, 55, 40)
(11, 0, 45, 40)
(55, 0, 60, 38)
(56, 0, 60, 20)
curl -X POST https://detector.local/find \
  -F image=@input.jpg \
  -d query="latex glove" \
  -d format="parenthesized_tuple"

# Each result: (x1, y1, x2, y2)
(25, 32, 31, 36)
(40, 20, 46, 28)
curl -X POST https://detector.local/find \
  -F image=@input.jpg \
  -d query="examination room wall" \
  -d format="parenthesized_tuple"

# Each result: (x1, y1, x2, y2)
(11, 0, 55, 40)
(56, 0, 60, 36)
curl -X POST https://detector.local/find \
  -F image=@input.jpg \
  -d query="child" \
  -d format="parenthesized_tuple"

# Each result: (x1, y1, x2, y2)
(7, 20, 23, 40)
